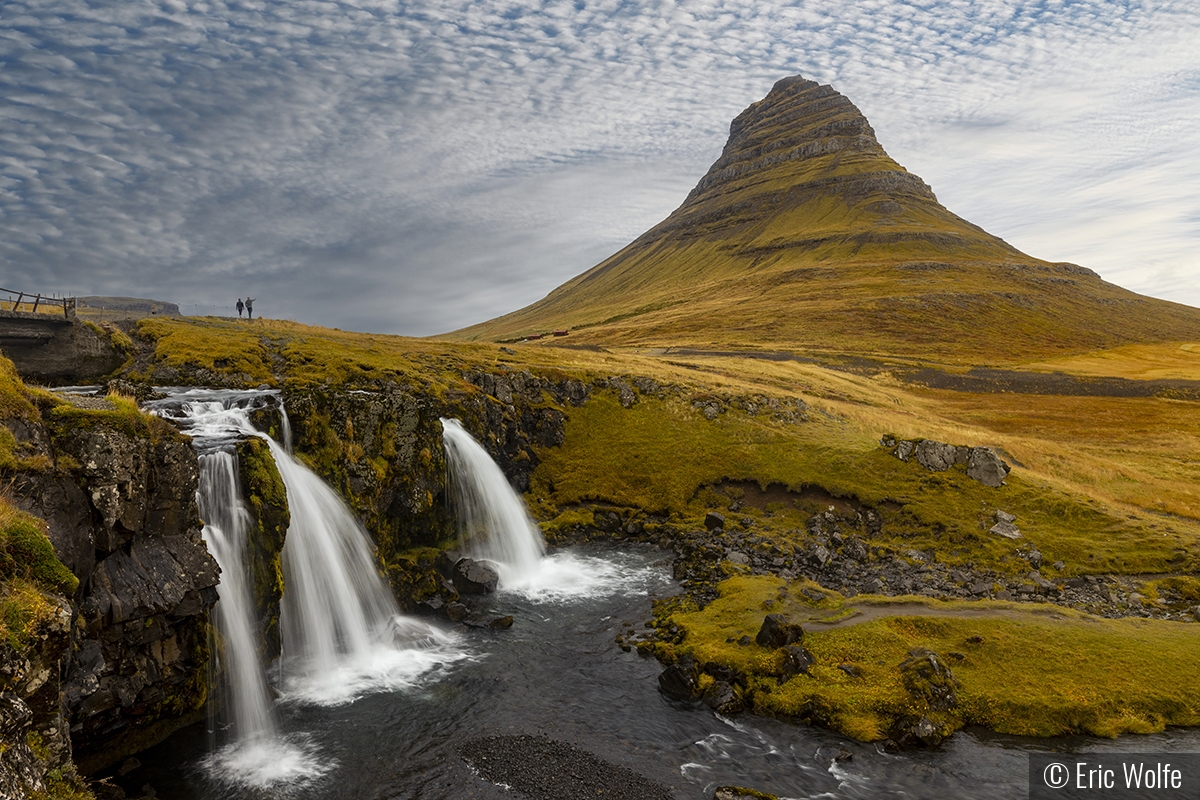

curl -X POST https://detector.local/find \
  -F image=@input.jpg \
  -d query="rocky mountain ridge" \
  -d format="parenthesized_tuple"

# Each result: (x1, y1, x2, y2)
(450, 75, 1200, 361)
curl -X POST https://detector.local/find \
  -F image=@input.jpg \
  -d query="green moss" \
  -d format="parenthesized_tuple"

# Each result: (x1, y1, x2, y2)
(0, 578, 58, 651)
(44, 395, 179, 445)
(0, 517, 78, 595)
(668, 575, 1200, 742)
(236, 437, 290, 659)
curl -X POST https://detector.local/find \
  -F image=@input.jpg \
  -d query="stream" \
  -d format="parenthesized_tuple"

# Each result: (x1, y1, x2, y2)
(85, 387, 1199, 800)
(110, 545, 1200, 800)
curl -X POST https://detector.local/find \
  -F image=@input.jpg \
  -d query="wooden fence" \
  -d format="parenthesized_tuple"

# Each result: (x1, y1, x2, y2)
(1, 288, 75, 319)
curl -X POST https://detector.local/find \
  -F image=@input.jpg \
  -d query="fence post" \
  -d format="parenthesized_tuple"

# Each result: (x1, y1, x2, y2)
(13, 292, 24, 311)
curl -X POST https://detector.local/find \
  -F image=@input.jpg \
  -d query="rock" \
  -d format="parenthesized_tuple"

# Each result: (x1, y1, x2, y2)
(899, 648, 958, 711)
(726, 551, 750, 566)
(1053, 560, 1066, 571)
(995, 510, 1016, 524)
(840, 538, 868, 562)
(837, 663, 862, 678)
(464, 614, 514, 630)
(1191, 606, 1200, 622)
(780, 644, 815, 678)
(606, 377, 637, 408)
(966, 447, 1010, 487)
(1025, 550, 1044, 569)
(453, 558, 500, 594)
(445, 602, 468, 622)
(807, 544, 831, 567)
(989, 521, 1021, 539)
(658, 657, 699, 701)
(914, 440, 958, 472)
(705, 511, 726, 531)
(755, 614, 804, 649)
(969, 581, 992, 596)
(702, 681, 745, 714)
(891, 714, 944, 748)
(894, 440, 916, 461)
(814, 746, 853, 765)
(714, 788, 778, 800)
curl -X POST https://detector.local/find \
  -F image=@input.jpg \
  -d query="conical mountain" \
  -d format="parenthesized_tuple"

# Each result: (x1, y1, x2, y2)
(450, 76, 1200, 363)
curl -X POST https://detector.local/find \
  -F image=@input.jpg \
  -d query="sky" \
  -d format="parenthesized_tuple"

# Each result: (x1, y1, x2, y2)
(1, 0, 1197, 336)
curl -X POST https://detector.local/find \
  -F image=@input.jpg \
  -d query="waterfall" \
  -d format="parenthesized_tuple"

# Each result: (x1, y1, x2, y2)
(440, 418, 546, 585)
(440, 416, 650, 602)
(150, 390, 466, 788)
(196, 452, 278, 746)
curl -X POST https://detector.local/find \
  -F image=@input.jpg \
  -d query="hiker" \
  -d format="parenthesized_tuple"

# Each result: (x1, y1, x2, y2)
(236, 298, 244, 318)
(245, 297, 255, 320)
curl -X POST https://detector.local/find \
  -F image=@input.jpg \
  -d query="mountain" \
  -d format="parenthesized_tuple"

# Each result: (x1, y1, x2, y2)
(449, 76, 1200, 364)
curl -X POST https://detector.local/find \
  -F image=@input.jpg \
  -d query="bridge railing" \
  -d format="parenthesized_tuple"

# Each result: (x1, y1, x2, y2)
(0, 288, 75, 319)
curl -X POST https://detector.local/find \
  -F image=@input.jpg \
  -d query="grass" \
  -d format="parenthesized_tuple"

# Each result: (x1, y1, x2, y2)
(99, 313, 1200, 745)
(529, 388, 1200, 576)
(669, 575, 1200, 741)
(443, 83, 1200, 362)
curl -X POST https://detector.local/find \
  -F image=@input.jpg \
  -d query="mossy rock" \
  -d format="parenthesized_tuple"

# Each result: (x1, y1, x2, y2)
(0, 517, 78, 596)
(236, 437, 289, 660)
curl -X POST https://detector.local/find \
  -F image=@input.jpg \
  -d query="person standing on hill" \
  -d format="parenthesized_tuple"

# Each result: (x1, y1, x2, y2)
(236, 298, 244, 318)
(245, 297, 255, 319)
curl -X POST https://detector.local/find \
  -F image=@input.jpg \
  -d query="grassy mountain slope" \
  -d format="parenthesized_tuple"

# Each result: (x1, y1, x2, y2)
(450, 76, 1200, 363)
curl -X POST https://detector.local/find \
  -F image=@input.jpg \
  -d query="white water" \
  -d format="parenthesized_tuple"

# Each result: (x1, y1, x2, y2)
(268, 433, 465, 705)
(440, 417, 637, 601)
(153, 390, 467, 789)
(195, 453, 278, 744)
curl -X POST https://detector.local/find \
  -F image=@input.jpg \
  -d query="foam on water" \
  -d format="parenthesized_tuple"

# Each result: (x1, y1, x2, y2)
(497, 550, 666, 603)
(199, 734, 330, 794)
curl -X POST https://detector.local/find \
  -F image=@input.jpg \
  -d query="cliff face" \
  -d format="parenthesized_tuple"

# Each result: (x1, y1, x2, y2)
(9, 400, 219, 773)
(0, 592, 73, 798)
(281, 370, 575, 565)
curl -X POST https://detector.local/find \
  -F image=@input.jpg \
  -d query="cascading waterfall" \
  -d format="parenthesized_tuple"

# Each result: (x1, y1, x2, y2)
(196, 452, 278, 747)
(150, 390, 465, 789)
(441, 418, 546, 584)
(441, 417, 627, 600)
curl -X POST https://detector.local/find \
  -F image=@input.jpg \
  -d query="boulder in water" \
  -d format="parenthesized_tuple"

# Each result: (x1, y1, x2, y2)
(454, 557, 500, 594)
(702, 680, 745, 714)
(464, 614, 514, 630)
(658, 655, 700, 701)
(714, 787, 779, 800)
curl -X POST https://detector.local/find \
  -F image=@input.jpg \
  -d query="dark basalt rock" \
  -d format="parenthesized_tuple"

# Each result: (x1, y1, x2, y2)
(755, 613, 804, 649)
(780, 644, 815, 679)
(705, 511, 726, 531)
(702, 680, 745, 714)
(9, 415, 219, 773)
(966, 447, 1010, 487)
(658, 656, 700, 701)
(453, 557, 500, 595)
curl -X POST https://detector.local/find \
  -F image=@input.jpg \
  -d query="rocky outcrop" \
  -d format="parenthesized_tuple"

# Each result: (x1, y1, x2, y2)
(0, 313, 126, 384)
(281, 367, 572, 562)
(9, 402, 219, 773)
(0, 594, 75, 799)
(882, 436, 1011, 487)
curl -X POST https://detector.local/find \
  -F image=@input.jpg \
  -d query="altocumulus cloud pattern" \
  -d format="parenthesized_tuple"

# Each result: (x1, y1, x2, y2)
(1, 0, 1197, 334)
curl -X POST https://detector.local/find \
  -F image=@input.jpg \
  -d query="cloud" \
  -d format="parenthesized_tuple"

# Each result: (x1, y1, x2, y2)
(0, 0, 1196, 334)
